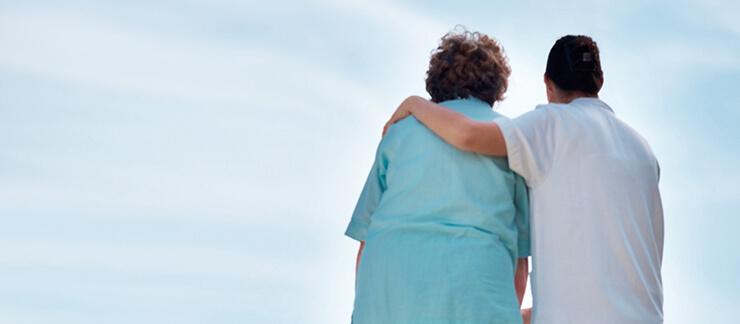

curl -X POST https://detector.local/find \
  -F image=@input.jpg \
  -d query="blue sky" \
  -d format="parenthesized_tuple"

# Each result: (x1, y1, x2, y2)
(0, 0, 738, 323)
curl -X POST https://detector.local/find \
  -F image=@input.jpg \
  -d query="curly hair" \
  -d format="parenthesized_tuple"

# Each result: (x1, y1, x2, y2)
(426, 29, 511, 106)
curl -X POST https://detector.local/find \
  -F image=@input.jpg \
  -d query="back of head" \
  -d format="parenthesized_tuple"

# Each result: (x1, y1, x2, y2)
(426, 28, 511, 107)
(545, 35, 603, 94)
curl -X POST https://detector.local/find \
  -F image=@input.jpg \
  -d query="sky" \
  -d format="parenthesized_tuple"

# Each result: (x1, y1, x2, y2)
(0, 0, 738, 323)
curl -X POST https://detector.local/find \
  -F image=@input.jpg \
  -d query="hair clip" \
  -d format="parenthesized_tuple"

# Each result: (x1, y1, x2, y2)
(564, 40, 597, 73)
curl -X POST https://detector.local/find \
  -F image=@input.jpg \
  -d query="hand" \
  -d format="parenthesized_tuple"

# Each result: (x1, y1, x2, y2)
(382, 96, 421, 137)
(521, 307, 532, 324)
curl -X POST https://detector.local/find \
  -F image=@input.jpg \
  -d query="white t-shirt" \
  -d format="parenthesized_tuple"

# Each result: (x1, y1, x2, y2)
(495, 97, 664, 324)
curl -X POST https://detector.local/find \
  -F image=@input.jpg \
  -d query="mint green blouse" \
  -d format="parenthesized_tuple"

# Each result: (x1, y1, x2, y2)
(346, 98, 530, 324)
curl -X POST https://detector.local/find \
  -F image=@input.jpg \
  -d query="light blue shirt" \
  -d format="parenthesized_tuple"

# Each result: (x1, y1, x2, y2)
(346, 98, 530, 324)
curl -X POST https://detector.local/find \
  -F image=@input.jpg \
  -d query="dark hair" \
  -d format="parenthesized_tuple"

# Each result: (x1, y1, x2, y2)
(545, 35, 603, 94)
(426, 29, 511, 106)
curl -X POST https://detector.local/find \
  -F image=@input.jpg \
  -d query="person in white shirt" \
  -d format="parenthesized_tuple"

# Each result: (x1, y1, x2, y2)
(383, 35, 664, 324)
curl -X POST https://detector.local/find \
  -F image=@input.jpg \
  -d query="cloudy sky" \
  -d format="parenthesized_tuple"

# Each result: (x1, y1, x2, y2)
(1, 0, 738, 323)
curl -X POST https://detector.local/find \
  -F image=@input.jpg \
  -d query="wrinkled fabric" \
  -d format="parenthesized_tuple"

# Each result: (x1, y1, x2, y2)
(346, 98, 530, 324)
(495, 97, 663, 324)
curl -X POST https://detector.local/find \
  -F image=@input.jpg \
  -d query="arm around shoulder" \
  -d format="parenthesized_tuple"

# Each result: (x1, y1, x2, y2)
(395, 96, 508, 156)
(457, 120, 507, 156)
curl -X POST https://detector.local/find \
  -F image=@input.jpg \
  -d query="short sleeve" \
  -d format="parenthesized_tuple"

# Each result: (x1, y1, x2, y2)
(494, 109, 553, 188)
(513, 173, 531, 258)
(345, 148, 387, 242)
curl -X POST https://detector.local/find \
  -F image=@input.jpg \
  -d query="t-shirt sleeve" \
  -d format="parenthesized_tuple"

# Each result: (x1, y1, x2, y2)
(513, 173, 531, 258)
(345, 146, 387, 242)
(494, 109, 554, 188)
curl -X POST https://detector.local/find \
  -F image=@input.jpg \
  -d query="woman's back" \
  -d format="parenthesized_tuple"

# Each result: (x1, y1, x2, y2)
(346, 98, 530, 324)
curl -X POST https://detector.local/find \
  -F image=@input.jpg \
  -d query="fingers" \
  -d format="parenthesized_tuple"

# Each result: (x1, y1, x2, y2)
(383, 96, 418, 137)
(383, 115, 401, 137)
(383, 113, 401, 137)
(521, 308, 532, 324)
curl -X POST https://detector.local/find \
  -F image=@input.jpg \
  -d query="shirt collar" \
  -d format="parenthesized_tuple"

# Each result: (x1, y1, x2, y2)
(440, 97, 492, 110)
(551, 97, 615, 114)
(439, 98, 496, 119)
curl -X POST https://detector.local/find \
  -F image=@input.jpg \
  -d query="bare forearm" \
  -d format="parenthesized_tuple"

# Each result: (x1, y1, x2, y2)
(356, 241, 365, 274)
(403, 96, 508, 156)
(514, 257, 529, 306)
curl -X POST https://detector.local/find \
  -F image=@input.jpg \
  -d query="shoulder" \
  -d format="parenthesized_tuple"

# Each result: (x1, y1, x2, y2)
(613, 116, 659, 161)
(384, 115, 423, 137)
(380, 116, 428, 148)
(508, 104, 560, 131)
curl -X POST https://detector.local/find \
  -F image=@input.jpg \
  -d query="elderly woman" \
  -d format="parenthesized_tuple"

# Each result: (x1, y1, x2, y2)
(345, 29, 531, 323)
(385, 35, 664, 324)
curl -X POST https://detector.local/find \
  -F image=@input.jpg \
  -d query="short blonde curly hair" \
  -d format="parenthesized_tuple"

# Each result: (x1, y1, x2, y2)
(426, 28, 511, 106)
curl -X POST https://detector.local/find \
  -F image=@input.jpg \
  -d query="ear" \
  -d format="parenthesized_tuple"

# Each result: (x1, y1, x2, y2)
(544, 74, 554, 92)
(595, 75, 604, 93)
(544, 74, 555, 101)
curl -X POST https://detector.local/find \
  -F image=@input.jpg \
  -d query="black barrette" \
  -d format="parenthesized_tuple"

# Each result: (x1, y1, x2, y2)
(564, 40, 597, 73)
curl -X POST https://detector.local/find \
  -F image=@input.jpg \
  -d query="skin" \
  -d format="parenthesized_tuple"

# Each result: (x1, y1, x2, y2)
(521, 307, 532, 324)
(382, 75, 603, 157)
(381, 74, 604, 322)
(514, 257, 529, 306)
(356, 241, 364, 274)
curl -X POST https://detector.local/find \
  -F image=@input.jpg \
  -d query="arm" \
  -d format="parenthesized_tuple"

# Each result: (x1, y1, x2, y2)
(345, 154, 387, 246)
(516, 257, 532, 323)
(356, 241, 365, 274)
(521, 307, 532, 324)
(514, 257, 528, 306)
(513, 176, 531, 308)
(514, 178, 532, 323)
(384, 96, 508, 156)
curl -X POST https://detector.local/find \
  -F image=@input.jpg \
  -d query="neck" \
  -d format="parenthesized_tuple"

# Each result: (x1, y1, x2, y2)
(552, 91, 598, 104)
